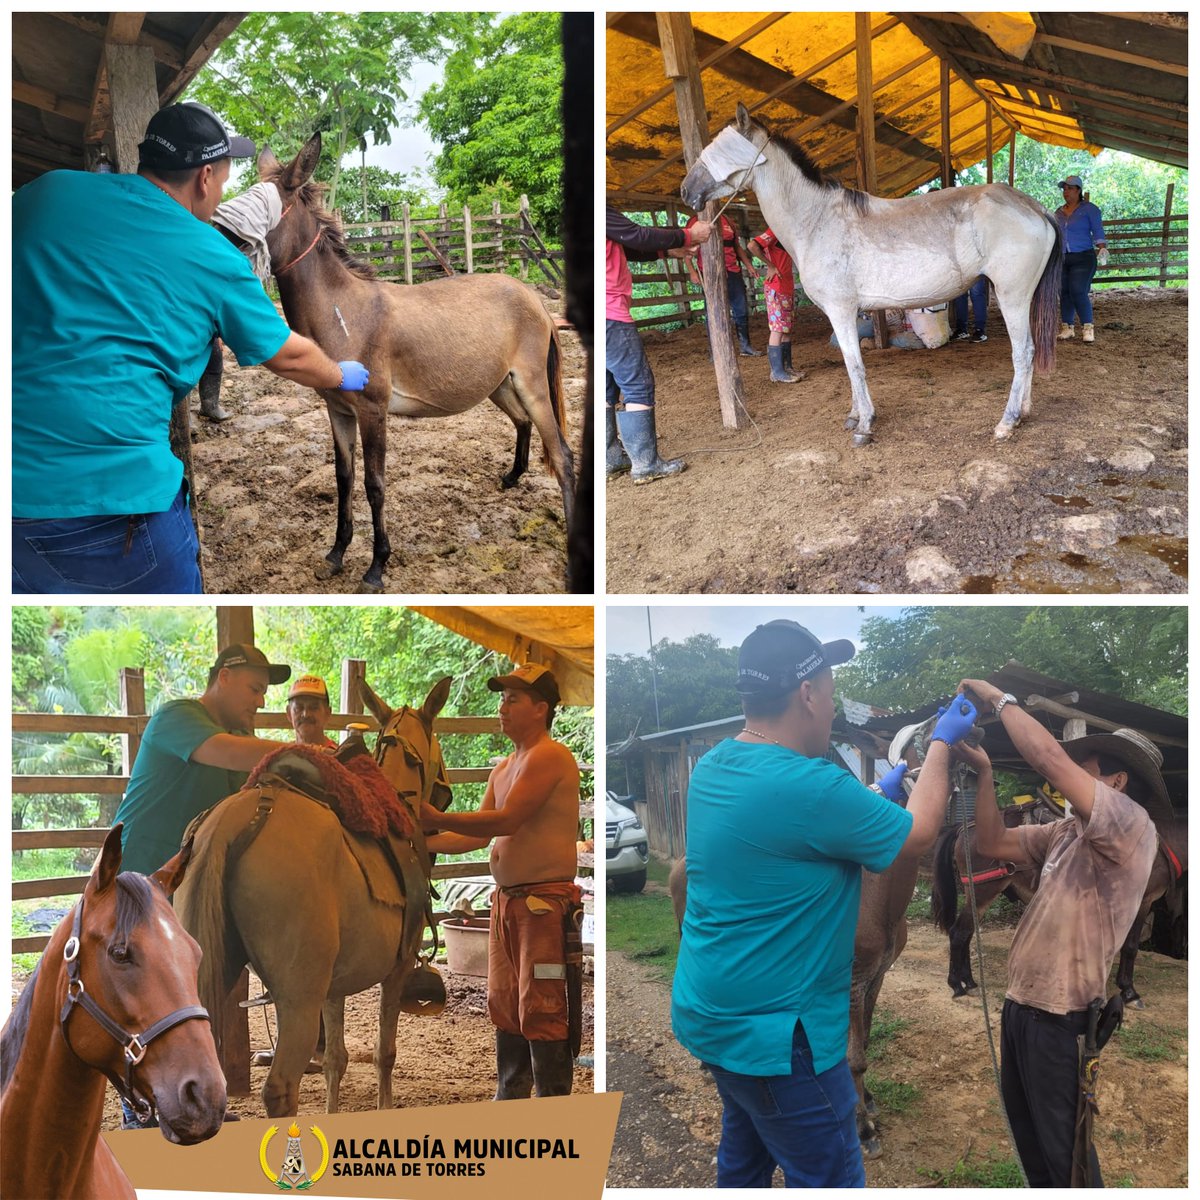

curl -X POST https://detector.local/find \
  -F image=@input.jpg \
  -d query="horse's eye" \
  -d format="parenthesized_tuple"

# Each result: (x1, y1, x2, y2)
(109, 944, 131, 964)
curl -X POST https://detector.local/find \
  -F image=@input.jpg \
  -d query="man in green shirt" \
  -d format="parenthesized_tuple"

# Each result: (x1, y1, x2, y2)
(114, 643, 291, 875)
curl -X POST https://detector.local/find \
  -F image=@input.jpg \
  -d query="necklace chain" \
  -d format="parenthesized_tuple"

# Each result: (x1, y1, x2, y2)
(742, 727, 786, 748)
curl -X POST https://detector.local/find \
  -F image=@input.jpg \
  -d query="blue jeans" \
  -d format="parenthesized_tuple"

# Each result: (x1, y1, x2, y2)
(1061, 250, 1097, 324)
(13, 481, 203, 594)
(953, 277, 988, 333)
(726, 272, 749, 326)
(605, 318, 655, 409)
(705, 1022, 866, 1188)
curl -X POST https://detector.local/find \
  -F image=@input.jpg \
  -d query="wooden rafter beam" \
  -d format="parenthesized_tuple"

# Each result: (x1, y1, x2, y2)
(47, 12, 184, 69)
(1032, 32, 1186, 77)
(12, 80, 90, 124)
(979, 82, 1187, 134)
(162, 14, 247, 106)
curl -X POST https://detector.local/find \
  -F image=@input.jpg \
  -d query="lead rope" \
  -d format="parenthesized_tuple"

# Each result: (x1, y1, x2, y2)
(959, 761, 1029, 1187)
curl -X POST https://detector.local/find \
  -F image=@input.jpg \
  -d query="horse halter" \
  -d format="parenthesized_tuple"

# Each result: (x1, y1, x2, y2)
(59, 893, 210, 1125)
(375, 707, 451, 813)
(272, 199, 322, 276)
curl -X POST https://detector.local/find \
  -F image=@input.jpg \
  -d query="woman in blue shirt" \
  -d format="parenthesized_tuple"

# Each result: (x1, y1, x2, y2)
(1054, 174, 1107, 343)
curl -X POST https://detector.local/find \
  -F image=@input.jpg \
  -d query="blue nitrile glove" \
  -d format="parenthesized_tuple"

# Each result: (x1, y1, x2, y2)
(877, 761, 909, 801)
(930, 694, 979, 746)
(338, 360, 370, 391)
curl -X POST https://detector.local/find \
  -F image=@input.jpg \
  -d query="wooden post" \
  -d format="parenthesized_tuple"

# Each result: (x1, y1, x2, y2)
(985, 104, 994, 183)
(1159, 183, 1174, 288)
(106, 43, 157, 174)
(216, 606, 255, 650)
(402, 202, 413, 285)
(463, 206, 474, 274)
(658, 11, 747, 430)
(518, 196, 530, 278)
(940, 60, 954, 189)
(1008, 130, 1016, 187)
(116, 667, 145, 828)
(493, 200, 505, 274)
(341, 658, 367, 716)
(854, 16, 888, 349)
(437, 202, 450, 272)
(663, 203, 693, 324)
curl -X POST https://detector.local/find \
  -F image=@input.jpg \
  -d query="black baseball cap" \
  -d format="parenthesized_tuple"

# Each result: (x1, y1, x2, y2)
(139, 102, 256, 171)
(212, 643, 290, 685)
(736, 620, 855, 696)
(487, 663, 561, 707)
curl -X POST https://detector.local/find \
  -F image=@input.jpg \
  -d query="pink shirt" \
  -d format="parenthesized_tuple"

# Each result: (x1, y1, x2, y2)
(752, 228, 794, 298)
(605, 238, 635, 323)
(1006, 780, 1157, 1013)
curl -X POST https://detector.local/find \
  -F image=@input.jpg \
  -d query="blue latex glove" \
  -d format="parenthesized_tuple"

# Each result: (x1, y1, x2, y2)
(930, 694, 978, 746)
(338, 360, 370, 391)
(877, 761, 909, 801)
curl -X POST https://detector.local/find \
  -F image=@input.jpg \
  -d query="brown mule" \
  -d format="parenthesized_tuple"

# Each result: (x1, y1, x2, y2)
(260, 134, 576, 591)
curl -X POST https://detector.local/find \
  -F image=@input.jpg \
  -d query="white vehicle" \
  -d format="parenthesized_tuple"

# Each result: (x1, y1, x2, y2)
(605, 791, 648, 894)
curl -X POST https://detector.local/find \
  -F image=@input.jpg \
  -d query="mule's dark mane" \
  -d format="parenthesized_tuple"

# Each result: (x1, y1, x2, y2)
(1, 873, 159, 1091)
(739, 117, 870, 214)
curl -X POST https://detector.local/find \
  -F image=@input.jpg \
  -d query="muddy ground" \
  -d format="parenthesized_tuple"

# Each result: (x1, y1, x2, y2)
(606, 913, 1187, 1188)
(188, 297, 585, 594)
(89, 968, 593, 1129)
(607, 288, 1187, 594)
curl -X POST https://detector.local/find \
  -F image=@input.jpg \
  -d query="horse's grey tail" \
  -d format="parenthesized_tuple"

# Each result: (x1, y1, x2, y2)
(542, 326, 568, 469)
(929, 826, 960, 934)
(1031, 220, 1063, 374)
(175, 810, 238, 1056)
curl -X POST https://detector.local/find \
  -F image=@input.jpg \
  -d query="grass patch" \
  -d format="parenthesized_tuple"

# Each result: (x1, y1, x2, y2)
(606, 890, 680, 983)
(864, 1073, 918, 1114)
(866, 1009, 911, 1062)
(646, 858, 673, 887)
(920, 1153, 1024, 1187)
(1114, 1019, 1184, 1062)
(12, 847, 80, 882)
(982, 893, 1023, 927)
(906, 879, 932, 922)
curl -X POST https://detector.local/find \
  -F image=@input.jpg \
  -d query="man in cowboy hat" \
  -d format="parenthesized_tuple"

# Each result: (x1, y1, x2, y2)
(419, 664, 582, 1100)
(955, 679, 1166, 1187)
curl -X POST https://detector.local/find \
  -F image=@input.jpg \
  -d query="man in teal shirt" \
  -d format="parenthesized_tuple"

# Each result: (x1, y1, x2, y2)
(671, 620, 978, 1187)
(13, 102, 370, 593)
(114, 643, 292, 876)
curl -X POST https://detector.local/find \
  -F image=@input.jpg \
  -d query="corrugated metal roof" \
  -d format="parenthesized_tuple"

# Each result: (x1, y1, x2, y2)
(607, 11, 1186, 203)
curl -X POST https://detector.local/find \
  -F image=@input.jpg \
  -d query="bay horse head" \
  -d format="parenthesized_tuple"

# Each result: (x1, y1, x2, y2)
(360, 675, 454, 817)
(680, 102, 771, 211)
(55, 826, 226, 1143)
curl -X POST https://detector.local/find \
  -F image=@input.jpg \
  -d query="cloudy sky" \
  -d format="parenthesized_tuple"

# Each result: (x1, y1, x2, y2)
(605, 604, 908, 659)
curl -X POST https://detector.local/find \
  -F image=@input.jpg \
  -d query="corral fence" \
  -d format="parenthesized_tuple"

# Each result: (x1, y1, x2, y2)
(339, 194, 564, 285)
(12, 659, 594, 956)
(622, 185, 1187, 333)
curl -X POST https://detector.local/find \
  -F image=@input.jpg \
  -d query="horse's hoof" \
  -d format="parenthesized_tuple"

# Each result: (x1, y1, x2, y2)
(994, 421, 1017, 440)
(1129, 997, 1145, 1010)
(864, 1097, 879, 1119)
(861, 1137, 883, 1161)
(356, 579, 384, 595)
(844, 416, 859, 431)
(315, 560, 344, 581)
(852, 432, 873, 448)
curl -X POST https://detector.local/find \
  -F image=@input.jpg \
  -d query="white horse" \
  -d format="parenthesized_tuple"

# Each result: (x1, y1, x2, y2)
(681, 103, 1062, 443)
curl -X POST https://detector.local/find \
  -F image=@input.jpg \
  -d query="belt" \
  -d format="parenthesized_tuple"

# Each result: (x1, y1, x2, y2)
(1007, 999, 1090, 1032)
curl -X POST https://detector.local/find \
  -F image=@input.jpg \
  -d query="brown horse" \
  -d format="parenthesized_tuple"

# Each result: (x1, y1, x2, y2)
(260, 134, 576, 592)
(175, 677, 453, 1116)
(1, 826, 225, 1200)
(668, 718, 937, 1158)
(933, 807, 1188, 1006)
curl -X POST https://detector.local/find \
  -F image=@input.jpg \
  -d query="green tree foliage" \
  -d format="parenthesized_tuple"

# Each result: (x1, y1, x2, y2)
(336, 164, 442, 224)
(835, 607, 1186, 715)
(419, 12, 565, 238)
(189, 12, 473, 210)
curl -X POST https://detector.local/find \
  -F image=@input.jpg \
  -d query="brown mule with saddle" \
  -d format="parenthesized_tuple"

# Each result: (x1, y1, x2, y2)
(175, 677, 454, 1117)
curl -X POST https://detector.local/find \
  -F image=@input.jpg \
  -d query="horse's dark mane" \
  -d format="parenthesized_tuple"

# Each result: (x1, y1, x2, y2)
(745, 117, 871, 214)
(1, 960, 41, 1091)
(263, 171, 378, 281)
(115, 871, 157, 941)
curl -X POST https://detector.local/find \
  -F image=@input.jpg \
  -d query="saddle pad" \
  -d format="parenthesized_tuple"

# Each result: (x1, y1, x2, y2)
(247, 743, 414, 839)
(343, 828, 427, 916)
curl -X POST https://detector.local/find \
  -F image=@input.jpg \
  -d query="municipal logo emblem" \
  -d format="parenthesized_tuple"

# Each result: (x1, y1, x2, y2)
(260, 1122, 330, 1190)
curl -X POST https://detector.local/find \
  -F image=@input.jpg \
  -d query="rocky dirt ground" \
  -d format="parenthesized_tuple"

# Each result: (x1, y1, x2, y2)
(607, 288, 1187, 594)
(605, 915, 1186, 1188)
(188, 297, 585, 595)
(92, 969, 593, 1128)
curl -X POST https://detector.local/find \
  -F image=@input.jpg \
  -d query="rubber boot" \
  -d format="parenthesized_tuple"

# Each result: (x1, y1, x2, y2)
(767, 344, 800, 383)
(1057, 322, 1075, 340)
(1082, 323, 1095, 343)
(780, 341, 805, 381)
(605, 405, 631, 477)
(529, 1039, 575, 1098)
(494, 1029, 534, 1101)
(615, 408, 686, 484)
(198, 344, 230, 421)
(736, 319, 762, 356)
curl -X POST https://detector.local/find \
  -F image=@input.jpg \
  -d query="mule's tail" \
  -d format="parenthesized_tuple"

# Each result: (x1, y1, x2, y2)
(930, 826, 961, 935)
(174, 818, 239, 1055)
(543, 325, 568, 468)
(1031, 219, 1063, 374)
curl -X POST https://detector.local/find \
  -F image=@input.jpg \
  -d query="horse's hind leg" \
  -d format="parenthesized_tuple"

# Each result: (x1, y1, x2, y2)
(321, 998, 349, 1114)
(827, 306, 876, 446)
(375, 965, 409, 1109)
(262, 1000, 324, 1117)
(356, 403, 391, 593)
(993, 291, 1035, 439)
(319, 398, 358, 580)
(507, 357, 576, 526)
(489, 382, 533, 489)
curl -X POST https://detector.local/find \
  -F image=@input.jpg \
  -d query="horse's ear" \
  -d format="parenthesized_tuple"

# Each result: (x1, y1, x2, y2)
(258, 145, 281, 179)
(422, 676, 453, 725)
(736, 102, 753, 134)
(92, 823, 124, 894)
(358, 676, 395, 728)
(151, 836, 193, 897)
(282, 132, 322, 191)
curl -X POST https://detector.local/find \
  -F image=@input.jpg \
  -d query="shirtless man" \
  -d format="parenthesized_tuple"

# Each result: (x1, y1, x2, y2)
(420, 664, 581, 1099)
